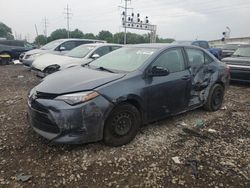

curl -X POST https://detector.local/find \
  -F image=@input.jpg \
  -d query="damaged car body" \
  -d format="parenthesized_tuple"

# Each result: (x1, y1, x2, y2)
(28, 44, 230, 146)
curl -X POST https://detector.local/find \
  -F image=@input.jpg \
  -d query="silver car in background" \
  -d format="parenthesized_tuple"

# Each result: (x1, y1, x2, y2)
(22, 38, 106, 66)
(31, 43, 122, 77)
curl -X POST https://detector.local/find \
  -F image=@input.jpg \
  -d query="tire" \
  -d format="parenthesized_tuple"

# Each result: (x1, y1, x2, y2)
(204, 84, 224, 111)
(103, 103, 141, 147)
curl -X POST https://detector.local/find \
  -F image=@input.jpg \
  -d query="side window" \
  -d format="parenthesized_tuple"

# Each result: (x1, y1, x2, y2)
(77, 41, 94, 46)
(60, 41, 76, 50)
(186, 48, 205, 67)
(199, 41, 209, 49)
(110, 46, 121, 51)
(153, 48, 185, 73)
(204, 53, 213, 64)
(94, 46, 111, 57)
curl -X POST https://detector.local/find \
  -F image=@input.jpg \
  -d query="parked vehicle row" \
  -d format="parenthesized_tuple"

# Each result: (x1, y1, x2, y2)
(27, 43, 230, 146)
(31, 43, 122, 77)
(173, 40, 222, 60)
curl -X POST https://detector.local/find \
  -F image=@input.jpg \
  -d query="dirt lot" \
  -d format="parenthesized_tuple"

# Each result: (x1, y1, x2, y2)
(0, 65, 249, 188)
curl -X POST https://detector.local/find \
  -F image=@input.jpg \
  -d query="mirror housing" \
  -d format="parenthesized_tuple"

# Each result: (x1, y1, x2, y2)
(148, 66, 169, 77)
(59, 46, 66, 51)
(91, 53, 100, 59)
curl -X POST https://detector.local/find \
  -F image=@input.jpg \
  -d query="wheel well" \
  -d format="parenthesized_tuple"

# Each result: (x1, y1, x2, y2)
(117, 99, 144, 120)
(215, 81, 225, 89)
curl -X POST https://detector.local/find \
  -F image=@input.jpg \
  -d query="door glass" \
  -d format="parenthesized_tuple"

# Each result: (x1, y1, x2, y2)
(186, 48, 205, 67)
(60, 41, 76, 50)
(204, 53, 213, 64)
(153, 48, 185, 73)
(93, 46, 110, 57)
(111, 46, 121, 51)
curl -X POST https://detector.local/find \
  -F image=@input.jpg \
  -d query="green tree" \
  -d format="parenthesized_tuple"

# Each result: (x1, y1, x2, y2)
(113, 32, 124, 44)
(156, 37, 175, 43)
(97, 30, 113, 43)
(34, 35, 47, 46)
(0, 22, 14, 39)
(83, 33, 96, 39)
(50, 29, 68, 40)
(70, 29, 84, 38)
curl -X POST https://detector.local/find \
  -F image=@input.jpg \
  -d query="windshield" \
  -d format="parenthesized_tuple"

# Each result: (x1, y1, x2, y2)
(89, 47, 157, 72)
(65, 45, 95, 58)
(223, 44, 240, 50)
(233, 46, 250, 57)
(41, 40, 64, 50)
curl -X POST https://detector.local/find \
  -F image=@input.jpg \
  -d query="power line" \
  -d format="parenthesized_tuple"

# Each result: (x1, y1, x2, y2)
(64, 4, 73, 38)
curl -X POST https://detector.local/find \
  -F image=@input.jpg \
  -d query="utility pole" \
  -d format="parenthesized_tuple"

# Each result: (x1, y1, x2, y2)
(64, 4, 72, 38)
(43, 17, 48, 38)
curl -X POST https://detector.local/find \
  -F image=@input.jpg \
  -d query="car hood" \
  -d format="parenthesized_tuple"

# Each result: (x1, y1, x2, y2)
(35, 66, 126, 94)
(222, 56, 250, 65)
(32, 54, 84, 71)
(25, 49, 49, 55)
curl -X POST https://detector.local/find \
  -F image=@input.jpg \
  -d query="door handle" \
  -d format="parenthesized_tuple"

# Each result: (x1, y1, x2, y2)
(181, 75, 191, 80)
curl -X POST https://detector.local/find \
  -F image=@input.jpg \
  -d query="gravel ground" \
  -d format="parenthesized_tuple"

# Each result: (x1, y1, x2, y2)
(0, 65, 249, 188)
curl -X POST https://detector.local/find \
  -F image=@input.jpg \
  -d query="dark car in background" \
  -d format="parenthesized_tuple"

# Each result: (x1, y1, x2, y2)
(0, 39, 36, 59)
(222, 45, 250, 82)
(28, 44, 230, 146)
(22, 38, 106, 67)
(221, 43, 248, 58)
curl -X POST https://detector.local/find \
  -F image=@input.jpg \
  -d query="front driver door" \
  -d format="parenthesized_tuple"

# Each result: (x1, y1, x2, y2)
(144, 48, 191, 121)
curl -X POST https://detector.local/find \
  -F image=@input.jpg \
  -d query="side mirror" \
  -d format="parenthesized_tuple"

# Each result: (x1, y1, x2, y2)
(59, 46, 66, 51)
(91, 53, 100, 59)
(148, 66, 169, 77)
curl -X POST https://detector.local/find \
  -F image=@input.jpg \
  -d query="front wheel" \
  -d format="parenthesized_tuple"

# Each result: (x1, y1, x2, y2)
(204, 84, 224, 111)
(103, 103, 141, 147)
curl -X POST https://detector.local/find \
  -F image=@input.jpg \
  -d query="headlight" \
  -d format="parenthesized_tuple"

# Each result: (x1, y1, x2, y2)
(44, 64, 60, 74)
(28, 53, 41, 59)
(54, 91, 100, 105)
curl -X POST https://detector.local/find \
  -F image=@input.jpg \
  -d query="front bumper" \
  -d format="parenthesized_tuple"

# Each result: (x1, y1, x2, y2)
(28, 95, 114, 144)
(22, 59, 34, 67)
(31, 68, 47, 78)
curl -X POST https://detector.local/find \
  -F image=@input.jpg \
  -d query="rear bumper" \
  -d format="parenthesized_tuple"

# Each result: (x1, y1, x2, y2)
(228, 65, 250, 82)
(28, 95, 114, 144)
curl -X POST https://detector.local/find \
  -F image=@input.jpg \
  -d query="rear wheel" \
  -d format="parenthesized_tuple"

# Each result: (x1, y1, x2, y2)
(103, 103, 141, 147)
(204, 84, 224, 111)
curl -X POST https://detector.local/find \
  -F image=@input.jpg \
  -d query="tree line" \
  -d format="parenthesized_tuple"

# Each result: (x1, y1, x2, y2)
(0, 22, 175, 45)
(35, 29, 175, 45)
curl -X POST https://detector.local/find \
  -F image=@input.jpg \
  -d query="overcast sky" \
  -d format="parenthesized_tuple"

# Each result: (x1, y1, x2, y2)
(0, 0, 250, 42)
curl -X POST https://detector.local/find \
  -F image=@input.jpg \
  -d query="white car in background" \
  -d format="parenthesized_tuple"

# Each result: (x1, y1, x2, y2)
(31, 43, 122, 77)
(21, 38, 106, 66)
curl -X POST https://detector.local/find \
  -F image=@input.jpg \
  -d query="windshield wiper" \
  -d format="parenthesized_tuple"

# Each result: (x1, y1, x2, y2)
(97, 66, 114, 73)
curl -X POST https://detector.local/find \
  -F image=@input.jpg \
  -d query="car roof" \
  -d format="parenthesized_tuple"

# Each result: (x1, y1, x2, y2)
(83, 43, 123, 47)
(53, 38, 106, 42)
(125, 43, 203, 50)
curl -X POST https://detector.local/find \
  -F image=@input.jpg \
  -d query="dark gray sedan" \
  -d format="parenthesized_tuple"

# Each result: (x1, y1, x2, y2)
(222, 45, 250, 82)
(28, 44, 230, 146)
